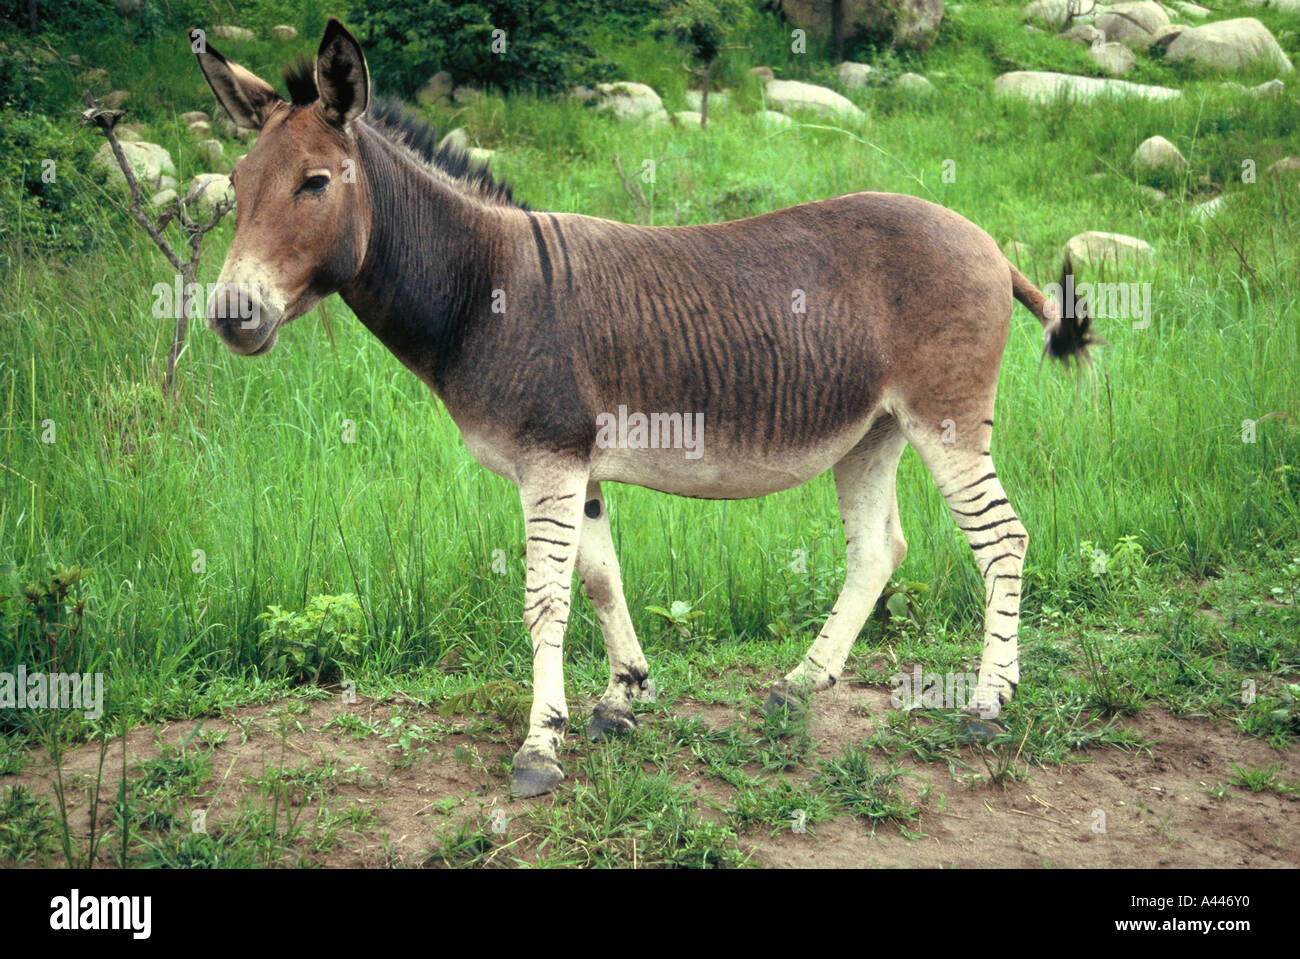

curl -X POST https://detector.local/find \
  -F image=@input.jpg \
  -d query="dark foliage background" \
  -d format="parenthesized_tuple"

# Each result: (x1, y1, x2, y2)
(347, 0, 658, 96)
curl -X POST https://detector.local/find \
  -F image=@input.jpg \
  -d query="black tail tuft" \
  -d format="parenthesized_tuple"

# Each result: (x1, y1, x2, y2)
(1045, 254, 1096, 366)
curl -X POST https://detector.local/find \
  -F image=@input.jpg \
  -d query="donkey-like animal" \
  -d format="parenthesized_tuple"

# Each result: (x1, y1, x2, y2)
(191, 20, 1091, 797)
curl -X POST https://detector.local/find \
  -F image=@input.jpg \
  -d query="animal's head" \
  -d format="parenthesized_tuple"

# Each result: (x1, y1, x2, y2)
(190, 18, 371, 356)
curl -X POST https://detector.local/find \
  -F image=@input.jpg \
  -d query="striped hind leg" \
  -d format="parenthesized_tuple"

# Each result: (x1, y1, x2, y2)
(511, 462, 590, 798)
(767, 416, 909, 710)
(907, 419, 1027, 719)
(575, 482, 651, 741)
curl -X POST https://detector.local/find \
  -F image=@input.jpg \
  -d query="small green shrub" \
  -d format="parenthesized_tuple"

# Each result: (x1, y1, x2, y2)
(645, 598, 707, 642)
(1047, 534, 1151, 609)
(0, 566, 92, 687)
(256, 593, 365, 685)
(439, 679, 530, 735)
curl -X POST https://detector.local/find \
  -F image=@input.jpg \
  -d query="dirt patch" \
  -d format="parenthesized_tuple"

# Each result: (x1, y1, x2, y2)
(734, 684, 1297, 867)
(3, 681, 1297, 868)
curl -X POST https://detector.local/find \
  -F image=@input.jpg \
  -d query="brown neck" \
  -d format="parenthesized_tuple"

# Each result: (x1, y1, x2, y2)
(340, 124, 506, 391)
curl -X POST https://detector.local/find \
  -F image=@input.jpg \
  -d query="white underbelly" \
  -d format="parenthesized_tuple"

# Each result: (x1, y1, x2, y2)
(588, 421, 872, 498)
(456, 415, 877, 498)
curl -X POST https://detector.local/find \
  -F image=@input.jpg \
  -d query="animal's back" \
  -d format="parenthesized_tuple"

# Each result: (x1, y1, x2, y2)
(545, 193, 1009, 419)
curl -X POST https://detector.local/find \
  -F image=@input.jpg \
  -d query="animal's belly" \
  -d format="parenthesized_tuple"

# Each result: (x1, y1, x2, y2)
(588, 417, 873, 499)
(455, 404, 880, 498)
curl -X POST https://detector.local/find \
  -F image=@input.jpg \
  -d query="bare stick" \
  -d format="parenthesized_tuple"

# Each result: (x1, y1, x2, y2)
(613, 149, 676, 226)
(78, 95, 234, 393)
(613, 153, 652, 225)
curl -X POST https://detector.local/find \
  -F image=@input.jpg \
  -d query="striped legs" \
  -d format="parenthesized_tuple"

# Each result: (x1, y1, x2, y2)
(956, 463, 1027, 717)
(912, 423, 1028, 719)
(512, 472, 648, 796)
(768, 418, 909, 710)
(511, 464, 589, 798)
(575, 482, 651, 741)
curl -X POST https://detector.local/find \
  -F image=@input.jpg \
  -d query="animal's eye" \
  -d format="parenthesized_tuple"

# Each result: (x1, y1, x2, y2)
(298, 174, 329, 195)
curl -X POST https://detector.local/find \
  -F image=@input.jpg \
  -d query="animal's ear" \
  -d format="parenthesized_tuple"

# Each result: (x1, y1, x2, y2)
(315, 18, 369, 126)
(189, 28, 283, 130)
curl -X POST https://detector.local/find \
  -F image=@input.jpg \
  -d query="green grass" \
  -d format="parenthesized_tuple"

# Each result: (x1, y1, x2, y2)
(726, 775, 836, 836)
(512, 745, 746, 868)
(1229, 761, 1299, 796)
(0, 785, 60, 864)
(816, 745, 926, 831)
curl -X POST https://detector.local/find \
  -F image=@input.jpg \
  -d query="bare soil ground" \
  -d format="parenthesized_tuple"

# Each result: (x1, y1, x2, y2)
(5, 679, 1297, 868)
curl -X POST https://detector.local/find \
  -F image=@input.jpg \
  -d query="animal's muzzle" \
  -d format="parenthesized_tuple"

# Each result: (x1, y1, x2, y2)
(206, 282, 281, 355)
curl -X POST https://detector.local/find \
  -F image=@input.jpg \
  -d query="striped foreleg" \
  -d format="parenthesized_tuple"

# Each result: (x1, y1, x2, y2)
(511, 464, 589, 798)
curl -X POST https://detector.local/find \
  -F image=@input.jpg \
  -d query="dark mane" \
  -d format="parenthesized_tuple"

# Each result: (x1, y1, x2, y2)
(281, 59, 522, 209)
(284, 56, 318, 106)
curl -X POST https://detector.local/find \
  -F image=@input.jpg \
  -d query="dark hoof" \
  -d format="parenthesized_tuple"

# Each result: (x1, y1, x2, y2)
(763, 683, 808, 718)
(510, 761, 563, 798)
(958, 716, 1007, 744)
(587, 707, 636, 742)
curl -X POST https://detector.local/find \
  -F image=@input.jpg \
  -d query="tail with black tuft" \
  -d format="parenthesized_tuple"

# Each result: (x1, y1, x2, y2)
(1009, 256, 1095, 366)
